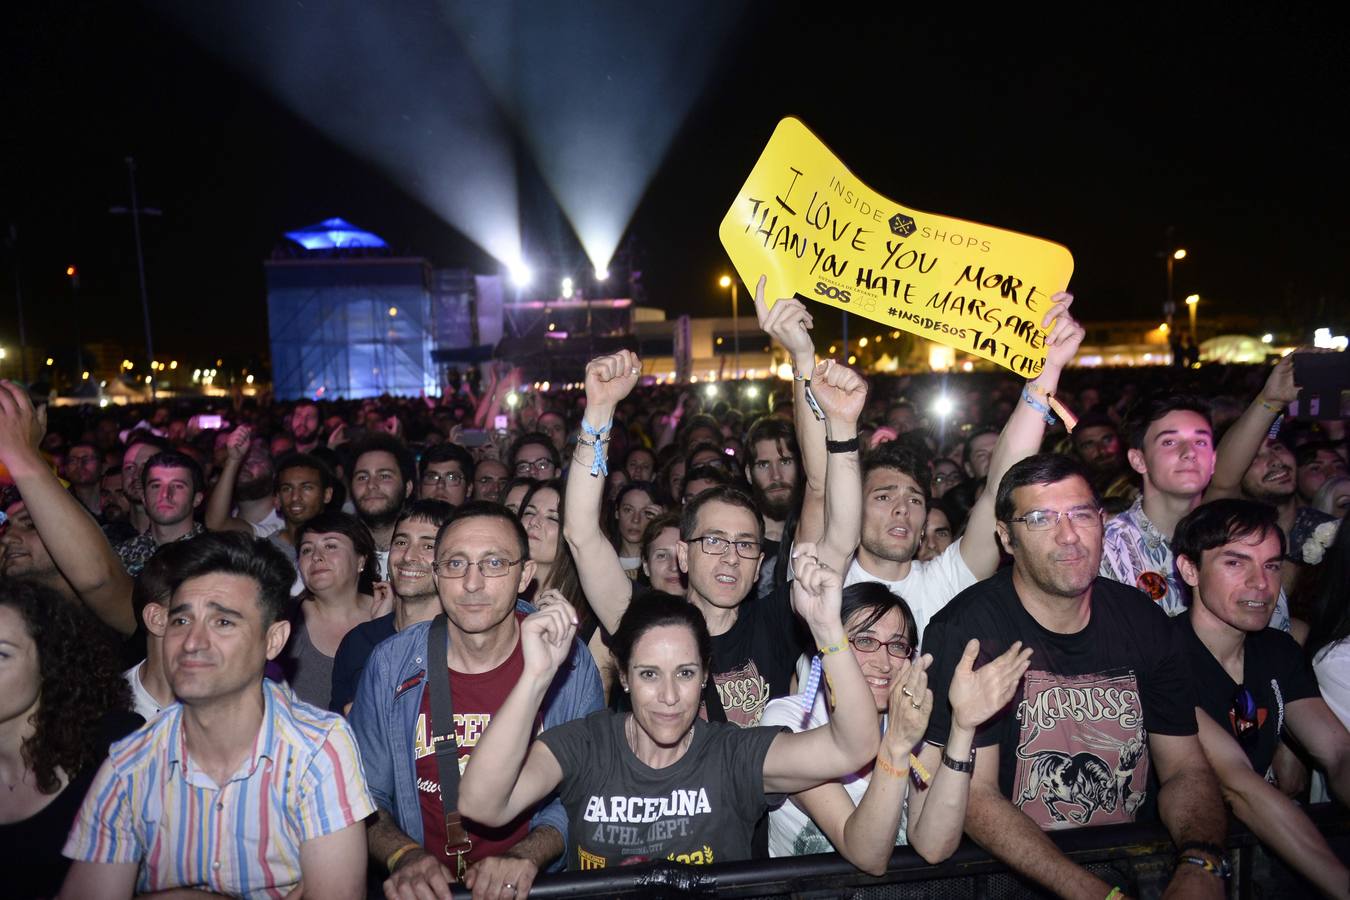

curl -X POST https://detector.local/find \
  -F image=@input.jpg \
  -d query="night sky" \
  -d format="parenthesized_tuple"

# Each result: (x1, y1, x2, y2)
(3, 3, 1347, 369)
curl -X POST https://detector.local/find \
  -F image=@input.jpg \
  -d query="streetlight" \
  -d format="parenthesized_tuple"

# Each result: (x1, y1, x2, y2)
(1185, 294, 1200, 345)
(718, 275, 740, 377)
(1165, 248, 1187, 331)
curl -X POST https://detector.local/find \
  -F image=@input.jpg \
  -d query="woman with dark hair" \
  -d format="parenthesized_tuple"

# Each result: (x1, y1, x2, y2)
(458, 548, 885, 870)
(607, 481, 663, 578)
(0, 578, 140, 898)
(520, 479, 618, 700)
(638, 511, 685, 595)
(284, 510, 382, 708)
(762, 583, 1031, 871)
(500, 475, 537, 515)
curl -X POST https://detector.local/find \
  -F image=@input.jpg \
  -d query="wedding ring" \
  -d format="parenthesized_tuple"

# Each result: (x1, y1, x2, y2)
(911, 700, 922, 709)
(504, 884, 517, 897)
(630, 366, 640, 375)
(901, 687, 914, 698)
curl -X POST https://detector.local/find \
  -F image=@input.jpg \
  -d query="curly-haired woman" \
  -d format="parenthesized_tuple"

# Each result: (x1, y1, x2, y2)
(0, 578, 141, 898)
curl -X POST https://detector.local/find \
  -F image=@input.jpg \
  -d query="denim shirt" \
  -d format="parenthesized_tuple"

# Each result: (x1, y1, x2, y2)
(348, 601, 604, 870)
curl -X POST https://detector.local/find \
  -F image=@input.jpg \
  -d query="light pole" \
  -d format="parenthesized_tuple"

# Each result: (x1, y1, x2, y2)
(110, 157, 162, 399)
(1186, 294, 1200, 345)
(719, 275, 740, 377)
(1165, 248, 1186, 330)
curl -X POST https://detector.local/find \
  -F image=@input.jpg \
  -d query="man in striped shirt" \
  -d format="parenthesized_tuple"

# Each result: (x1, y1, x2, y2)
(61, 532, 375, 900)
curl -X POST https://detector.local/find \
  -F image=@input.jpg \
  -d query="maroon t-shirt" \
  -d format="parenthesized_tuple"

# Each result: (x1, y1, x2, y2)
(414, 616, 536, 864)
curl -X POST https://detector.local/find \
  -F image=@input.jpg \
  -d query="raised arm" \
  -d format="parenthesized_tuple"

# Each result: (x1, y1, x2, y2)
(907, 639, 1032, 864)
(458, 603, 574, 828)
(802, 360, 866, 571)
(762, 548, 879, 793)
(961, 293, 1085, 578)
(752, 275, 826, 510)
(1205, 355, 1299, 501)
(562, 351, 640, 633)
(204, 425, 256, 534)
(1194, 711, 1347, 898)
(0, 381, 134, 634)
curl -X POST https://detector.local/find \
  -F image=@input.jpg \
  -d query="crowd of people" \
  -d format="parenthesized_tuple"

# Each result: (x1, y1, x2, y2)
(1, 278, 1348, 900)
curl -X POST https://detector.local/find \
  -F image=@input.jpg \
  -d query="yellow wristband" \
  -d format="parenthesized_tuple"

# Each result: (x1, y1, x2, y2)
(386, 842, 422, 872)
(818, 641, 848, 656)
(1105, 888, 1123, 900)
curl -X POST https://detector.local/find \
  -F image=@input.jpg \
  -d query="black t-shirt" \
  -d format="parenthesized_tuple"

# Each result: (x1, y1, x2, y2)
(1178, 616, 1320, 775)
(922, 570, 1197, 831)
(329, 612, 398, 713)
(539, 710, 784, 870)
(0, 710, 142, 899)
(631, 584, 803, 728)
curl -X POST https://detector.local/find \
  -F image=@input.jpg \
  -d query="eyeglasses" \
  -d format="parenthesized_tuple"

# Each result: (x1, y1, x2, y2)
(690, 534, 762, 559)
(515, 459, 556, 475)
(421, 471, 465, 486)
(849, 635, 914, 659)
(1009, 506, 1103, 532)
(477, 475, 507, 486)
(1230, 685, 1259, 746)
(432, 556, 522, 578)
(932, 472, 964, 485)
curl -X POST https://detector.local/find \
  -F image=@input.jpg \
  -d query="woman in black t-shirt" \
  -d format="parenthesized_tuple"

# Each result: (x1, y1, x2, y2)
(0, 578, 141, 899)
(459, 550, 882, 871)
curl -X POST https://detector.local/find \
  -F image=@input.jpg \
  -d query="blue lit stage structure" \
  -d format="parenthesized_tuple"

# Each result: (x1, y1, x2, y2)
(267, 220, 637, 399)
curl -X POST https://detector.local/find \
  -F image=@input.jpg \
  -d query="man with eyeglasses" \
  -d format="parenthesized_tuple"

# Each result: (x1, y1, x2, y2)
(1173, 499, 1350, 897)
(921, 454, 1228, 899)
(565, 348, 865, 729)
(350, 501, 602, 900)
(418, 443, 474, 507)
(509, 432, 562, 481)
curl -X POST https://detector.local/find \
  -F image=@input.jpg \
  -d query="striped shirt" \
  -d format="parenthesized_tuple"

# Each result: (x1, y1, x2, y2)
(63, 679, 375, 900)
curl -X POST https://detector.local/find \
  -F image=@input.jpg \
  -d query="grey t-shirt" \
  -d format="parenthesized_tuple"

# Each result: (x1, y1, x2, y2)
(539, 710, 783, 870)
(282, 621, 334, 710)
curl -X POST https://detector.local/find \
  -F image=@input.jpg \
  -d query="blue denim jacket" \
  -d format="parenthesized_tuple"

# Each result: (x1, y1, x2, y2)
(349, 601, 603, 869)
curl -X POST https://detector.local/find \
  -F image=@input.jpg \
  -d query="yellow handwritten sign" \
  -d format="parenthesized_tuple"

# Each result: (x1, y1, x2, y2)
(719, 117, 1074, 377)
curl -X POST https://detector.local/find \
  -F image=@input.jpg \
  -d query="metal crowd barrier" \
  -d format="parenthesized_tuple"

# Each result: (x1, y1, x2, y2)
(450, 803, 1350, 899)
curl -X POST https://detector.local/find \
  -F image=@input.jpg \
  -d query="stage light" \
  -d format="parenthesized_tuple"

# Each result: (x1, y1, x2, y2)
(246, 374, 255, 384)
(595, 268, 608, 282)
(1173, 249, 1187, 260)
(46, 357, 54, 366)
(540, 381, 550, 392)
(1262, 333, 1273, 344)
(857, 337, 868, 348)
(510, 262, 533, 289)
(775, 363, 793, 380)
(82, 371, 90, 380)
(561, 277, 574, 299)
(933, 395, 954, 418)
(704, 384, 719, 398)
(718, 275, 732, 288)
(157, 4, 525, 273)
(745, 385, 760, 399)
(827, 345, 837, 354)
(66, 266, 77, 277)
(170, 360, 178, 370)
(505, 391, 520, 408)
(848, 355, 857, 365)
(388, 306, 398, 317)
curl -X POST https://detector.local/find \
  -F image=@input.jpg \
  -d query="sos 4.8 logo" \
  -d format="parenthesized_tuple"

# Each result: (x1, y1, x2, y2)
(813, 281, 876, 313)
(813, 282, 851, 303)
